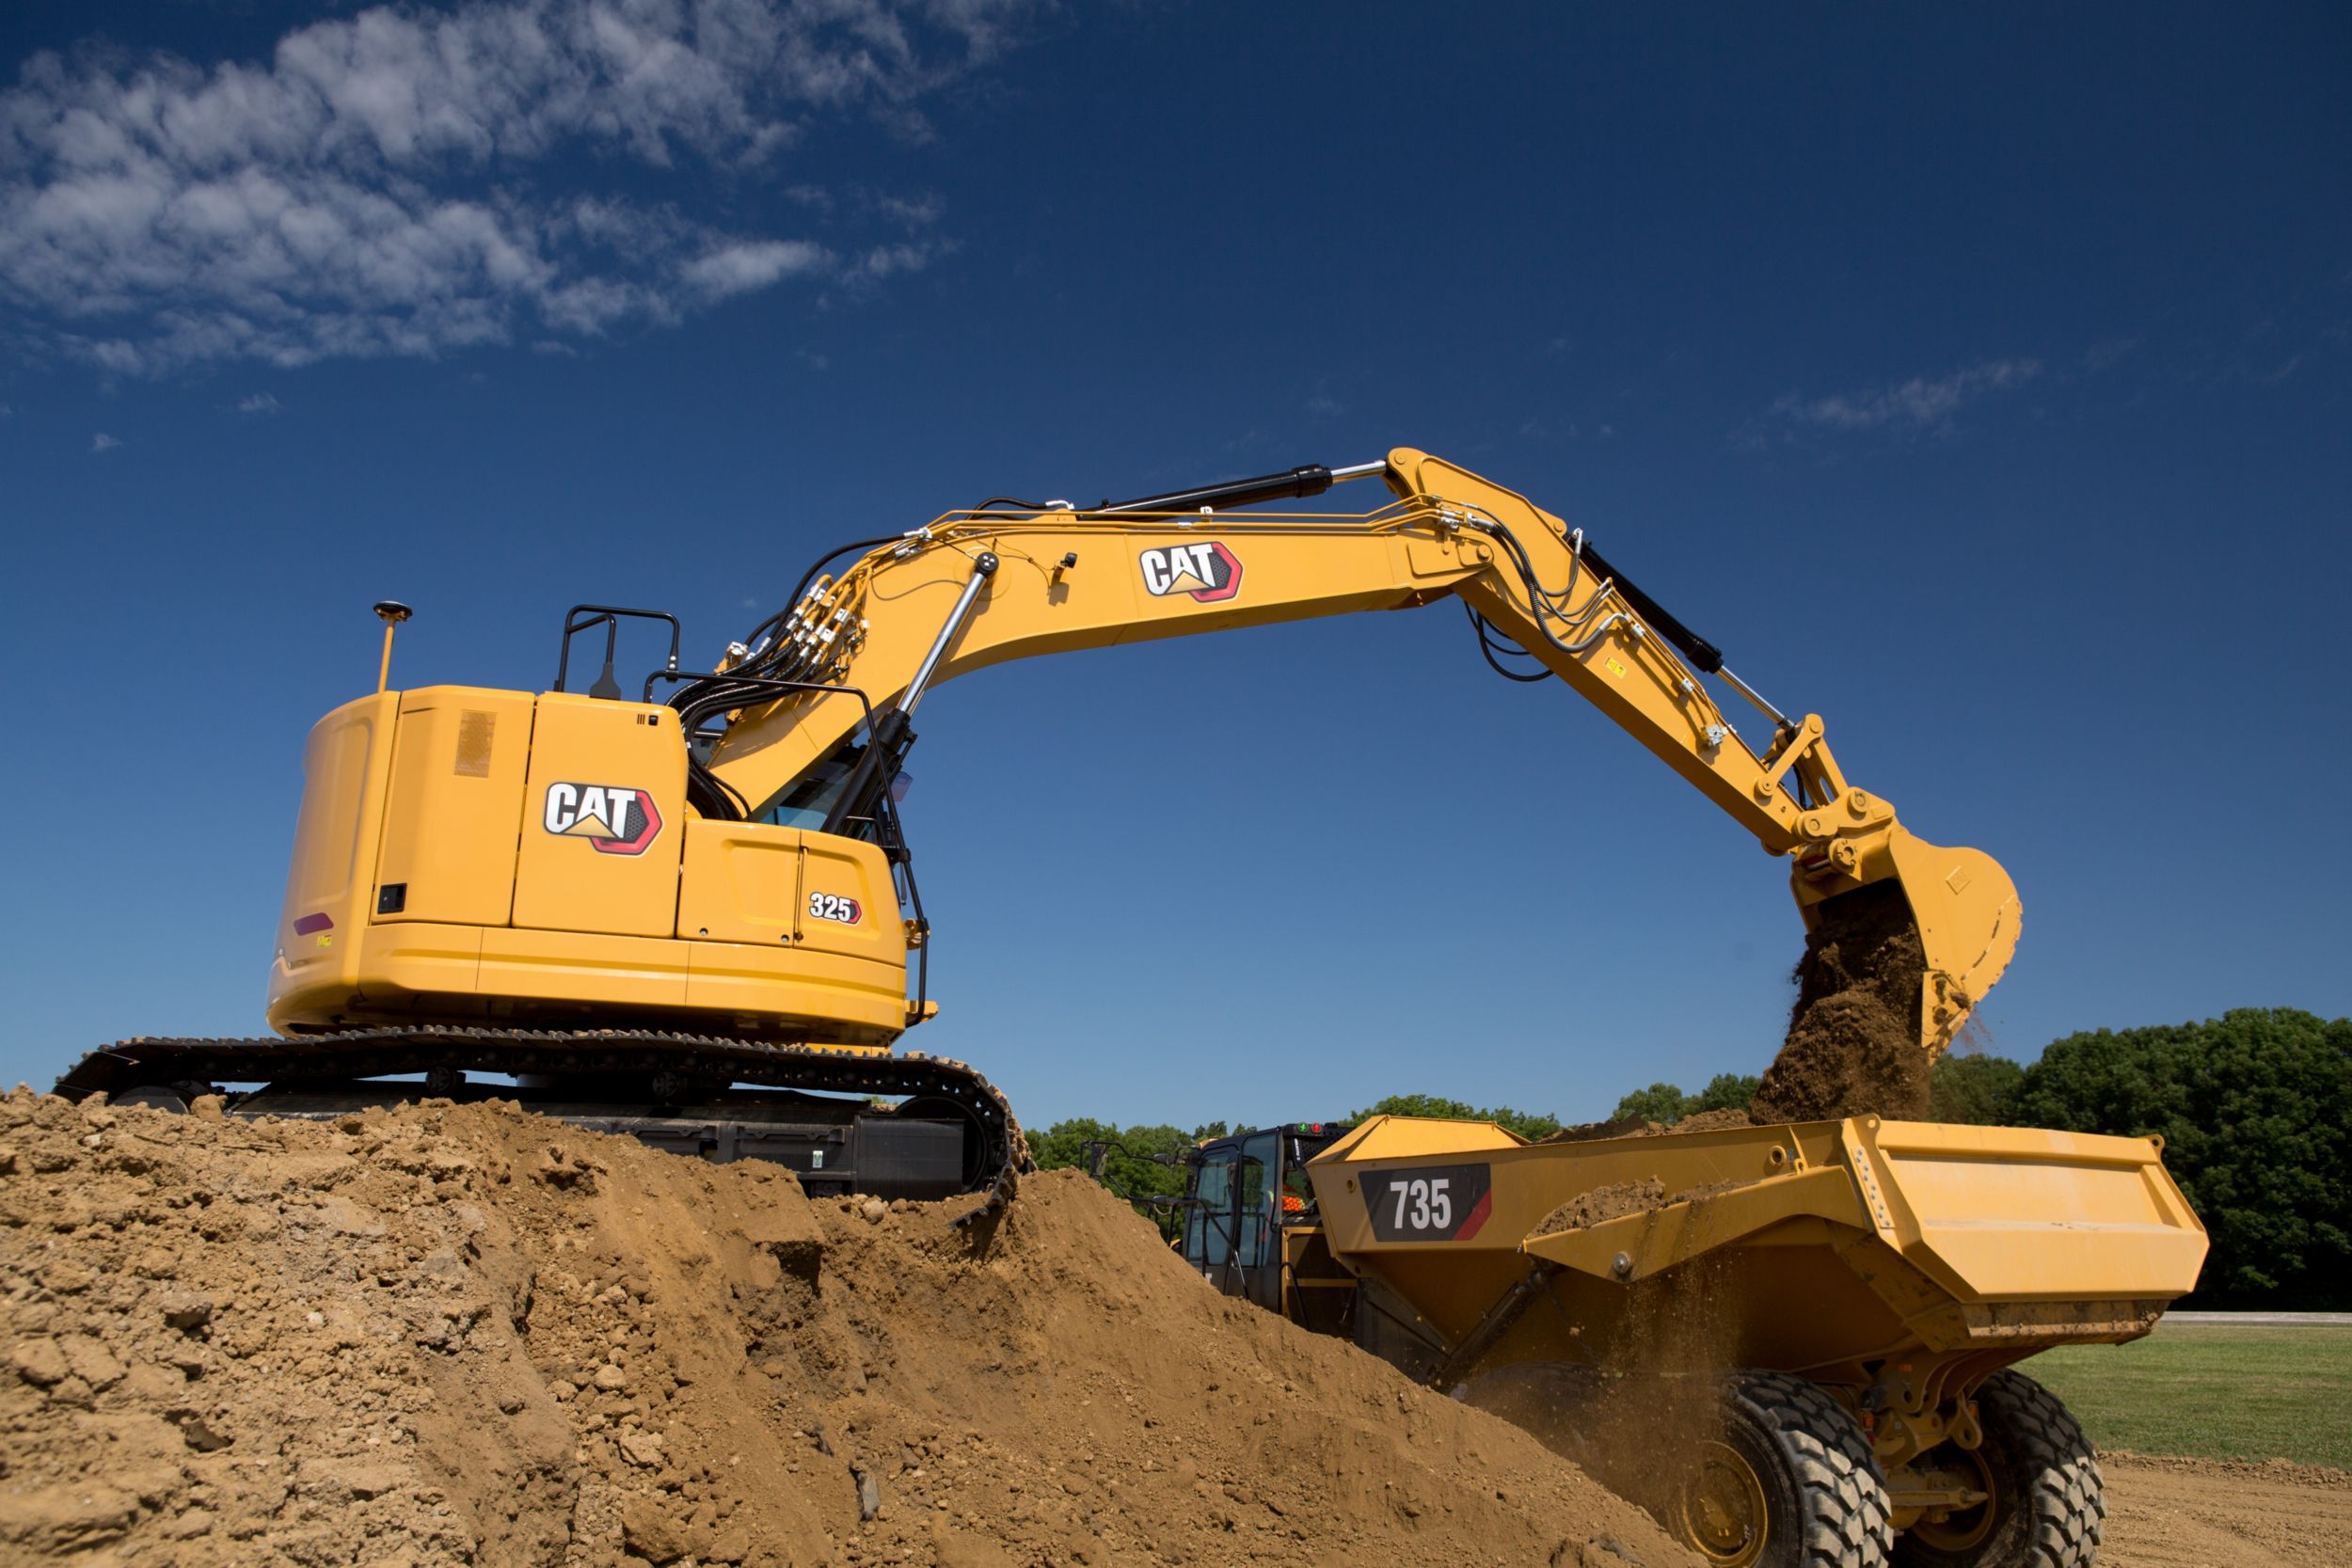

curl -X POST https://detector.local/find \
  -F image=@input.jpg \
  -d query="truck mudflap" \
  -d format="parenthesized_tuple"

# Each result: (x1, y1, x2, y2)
(54, 1026, 1030, 1227)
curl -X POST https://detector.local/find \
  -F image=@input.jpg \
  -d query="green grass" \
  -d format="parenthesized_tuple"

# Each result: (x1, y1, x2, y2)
(2020, 1324, 2352, 1469)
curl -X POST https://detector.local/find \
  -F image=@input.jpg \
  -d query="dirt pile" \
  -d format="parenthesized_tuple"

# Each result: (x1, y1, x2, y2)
(0, 1088, 1692, 1568)
(1527, 1181, 1669, 1238)
(1749, 883, 1932, 1124)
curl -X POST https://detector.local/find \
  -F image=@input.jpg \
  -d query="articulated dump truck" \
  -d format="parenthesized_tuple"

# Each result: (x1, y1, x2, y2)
(1174, 1114, 2206, 1568)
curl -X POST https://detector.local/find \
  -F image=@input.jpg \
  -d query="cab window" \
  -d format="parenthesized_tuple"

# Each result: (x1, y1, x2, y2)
(1185, 1148, 1237, 1270)
(1234, 1132, 1277, 1268)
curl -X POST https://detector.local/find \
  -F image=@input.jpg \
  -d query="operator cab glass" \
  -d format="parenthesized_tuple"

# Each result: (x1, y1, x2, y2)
(1185, 1148, 1238, 1271)
(742, 736, 909, 838)
(1235, 1132, 1277, 1269)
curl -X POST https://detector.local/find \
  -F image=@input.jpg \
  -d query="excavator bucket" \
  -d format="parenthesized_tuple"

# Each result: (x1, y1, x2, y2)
(1881, 826, 2022, 1053)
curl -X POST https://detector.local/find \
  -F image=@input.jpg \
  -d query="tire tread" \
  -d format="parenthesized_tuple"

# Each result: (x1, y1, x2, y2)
(1732, 1369, 1895, 1568)
(1978, 1370, 2104, 1568)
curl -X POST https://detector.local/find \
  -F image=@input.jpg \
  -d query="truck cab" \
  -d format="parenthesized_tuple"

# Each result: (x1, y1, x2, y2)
(1175, 1122, 1358, 1333)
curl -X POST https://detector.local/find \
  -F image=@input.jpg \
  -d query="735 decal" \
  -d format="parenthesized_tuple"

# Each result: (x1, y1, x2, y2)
(1359, 1163, 1495, 1242)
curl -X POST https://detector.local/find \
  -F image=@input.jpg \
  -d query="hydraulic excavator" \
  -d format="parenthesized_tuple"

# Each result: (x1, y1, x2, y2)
(59, 450, 2020, 1219)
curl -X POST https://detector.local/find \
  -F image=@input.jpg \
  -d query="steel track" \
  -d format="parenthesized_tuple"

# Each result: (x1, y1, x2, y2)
(54, 1026, 1029, 1226)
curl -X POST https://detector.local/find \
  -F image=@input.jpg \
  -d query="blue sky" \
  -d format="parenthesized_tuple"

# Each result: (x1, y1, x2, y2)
(2, 2, 2346, 1131)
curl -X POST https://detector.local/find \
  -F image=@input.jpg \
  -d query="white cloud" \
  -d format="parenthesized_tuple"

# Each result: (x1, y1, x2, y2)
(838, 238, 947, 289)
(0, 0, 1031, 373)
(235, 391, 283, 413)
(1768, 358, 2042, 435)
(91, 431, 120, 451)
(680, 238, 829, 300)
(866, 190, 942, 228)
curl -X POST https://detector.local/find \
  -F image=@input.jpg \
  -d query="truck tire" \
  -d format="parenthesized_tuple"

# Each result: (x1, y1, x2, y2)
(1661, 1370, 1892, 1568)
(1892, 1370, 2102, 1568)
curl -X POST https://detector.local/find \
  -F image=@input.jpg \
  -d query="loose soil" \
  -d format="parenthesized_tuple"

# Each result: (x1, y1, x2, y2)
(0, 1088, 1692, 1568)
(2100, 1452, 2352, 1568)
(1528, 1180, 1669, 1238)
(1749, 881, 1933, 1124)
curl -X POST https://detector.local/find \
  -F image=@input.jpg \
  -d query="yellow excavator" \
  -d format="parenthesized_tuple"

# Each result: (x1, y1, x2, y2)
(59, 449, 2019, 1220)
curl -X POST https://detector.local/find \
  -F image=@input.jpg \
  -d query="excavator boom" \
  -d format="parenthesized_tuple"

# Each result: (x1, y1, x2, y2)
(691, 448, 2018, 1053)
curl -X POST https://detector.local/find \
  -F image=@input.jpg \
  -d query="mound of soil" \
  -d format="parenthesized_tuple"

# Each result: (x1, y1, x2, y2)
(0, 1088, 1691, 1568)
(1749, 882, 1932, 1124)
(1528, 1180, 1670, 1238)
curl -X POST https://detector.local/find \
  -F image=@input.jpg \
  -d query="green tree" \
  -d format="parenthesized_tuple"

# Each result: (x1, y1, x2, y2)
(1929, 1052, 2026, 1125)
(1692, 1073, 1761, 1115)
(1611, 1082, 1692, 1125)
(1346, 1093, 1562, 1143)
(2008, 1009, 2349, 1309)
(1027, 1117, 1195, 1234)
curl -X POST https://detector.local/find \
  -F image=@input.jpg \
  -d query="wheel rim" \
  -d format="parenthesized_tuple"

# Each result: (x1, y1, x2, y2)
(1909, 1445, 1997, 1553)
(1673, 1438, 1770, 1568)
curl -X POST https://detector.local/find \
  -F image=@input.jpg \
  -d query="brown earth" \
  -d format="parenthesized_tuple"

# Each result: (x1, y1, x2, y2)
(2100, 1452, 2352, 1567)
(1749, 882, 1932, 1124)
(0, 1087, 1694, 1568)
(1656, 1110, 1754, 1135)
(1527, 1180, 1669, 1238)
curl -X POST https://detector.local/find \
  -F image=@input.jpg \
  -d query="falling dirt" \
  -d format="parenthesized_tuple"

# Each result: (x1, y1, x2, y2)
(1749, 881, 1933, 1123)
(0, 1088, 1694, 1568)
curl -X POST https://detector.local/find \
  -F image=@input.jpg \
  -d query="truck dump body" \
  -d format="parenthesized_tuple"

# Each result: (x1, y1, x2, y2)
(1308, 1114, 2207, 1381)
(1296, 1114, 2207, 1564)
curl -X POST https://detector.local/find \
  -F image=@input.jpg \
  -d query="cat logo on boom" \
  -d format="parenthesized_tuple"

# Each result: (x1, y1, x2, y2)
(1138, 542, 1243, 603)
(542, 783, 664, 856)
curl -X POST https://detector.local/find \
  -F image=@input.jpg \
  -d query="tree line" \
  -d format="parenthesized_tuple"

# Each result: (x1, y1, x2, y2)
(1027, 1007, 2347, 1309)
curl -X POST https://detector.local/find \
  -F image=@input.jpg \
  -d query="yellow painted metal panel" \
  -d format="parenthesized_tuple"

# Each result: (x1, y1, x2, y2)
(477, 926, 689, 1009)
(1866, 1121, 2209, 1303)
(373, 687, 534, 927)
(512, 693, 687, 938)
(683, 942, 907, 1042)
(1315, 1114, 1526, 1163)
(266, 692, 398, 1034)
(352, 921, 485, 999)
(676, 817, 803, 943)
(795, 834, 902, 970)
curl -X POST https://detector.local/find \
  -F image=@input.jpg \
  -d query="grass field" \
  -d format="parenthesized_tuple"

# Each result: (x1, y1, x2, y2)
(2022, 1323, 2351, 1469)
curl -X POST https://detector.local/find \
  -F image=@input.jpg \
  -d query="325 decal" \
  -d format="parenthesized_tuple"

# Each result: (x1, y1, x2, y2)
(808, 893, 863, 926)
